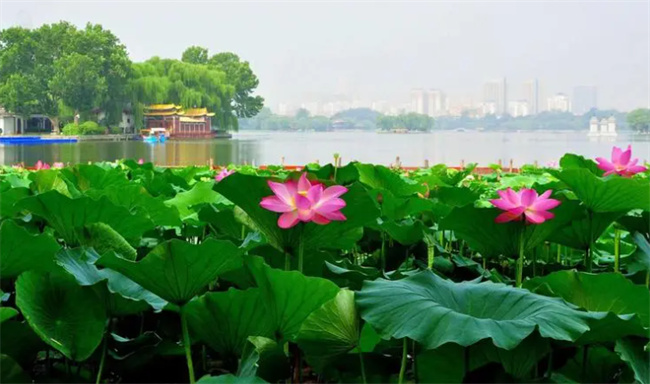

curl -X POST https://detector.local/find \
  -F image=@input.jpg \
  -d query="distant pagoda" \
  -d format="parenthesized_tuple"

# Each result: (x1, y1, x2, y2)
(143, 104, 215, 138)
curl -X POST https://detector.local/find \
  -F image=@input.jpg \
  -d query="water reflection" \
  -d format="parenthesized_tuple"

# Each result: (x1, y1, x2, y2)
(1, 131, 648, 167)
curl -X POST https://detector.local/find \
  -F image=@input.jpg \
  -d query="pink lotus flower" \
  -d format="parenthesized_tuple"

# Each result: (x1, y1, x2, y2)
(137, 158, 144, 165)
(260, 173, 348, 229)
(596, 145, 647, 177)
(546, 161, 558, 168)
(35, 161, 50, 170)
(215, 168, 234, 182)
(52, 162, 64, 169)
(490, 188, 561, 224)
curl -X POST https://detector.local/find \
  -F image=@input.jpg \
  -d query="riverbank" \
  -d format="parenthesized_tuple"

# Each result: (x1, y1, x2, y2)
(0, 131, 233, 142)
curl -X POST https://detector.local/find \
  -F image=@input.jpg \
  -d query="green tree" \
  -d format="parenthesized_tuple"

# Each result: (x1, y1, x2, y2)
(295, 108, 310, 120)
(182, 46, 209, 65)
(49, 53, 107, 118)
(627, 108, 650, 133)
(0, 74, 39, 118)
(208, 52, 264, 118)
(0, 22, 131, 129)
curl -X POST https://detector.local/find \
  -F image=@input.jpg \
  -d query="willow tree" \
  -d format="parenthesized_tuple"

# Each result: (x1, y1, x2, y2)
(129, 58, 235, 130)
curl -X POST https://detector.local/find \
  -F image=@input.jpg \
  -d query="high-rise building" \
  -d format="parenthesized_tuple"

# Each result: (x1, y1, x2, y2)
(522, 79, 539, 115)
(426, 90, 447, 117)
(410, 89, 426, 114)
(508, 101, 530, 117)
(572, 86, 597, 115)
(547, 93, 571, 112)
(483, 78, 507, 115)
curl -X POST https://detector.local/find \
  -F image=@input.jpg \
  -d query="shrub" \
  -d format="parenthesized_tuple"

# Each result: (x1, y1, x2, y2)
(61, 123, 80, 136)
(79, 121, 105, 135)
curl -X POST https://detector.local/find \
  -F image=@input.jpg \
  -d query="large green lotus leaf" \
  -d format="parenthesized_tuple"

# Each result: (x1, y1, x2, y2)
(629, 233, 650, 274)
(0, 220, 61, 278)
(324, 259, 382, 290)
(246, 257, 340, 341)
(431, 186, 481, 208)
(56, 248, 167, 314)
(615, 337, 649, 384)
(197, 374, 267, 384)
(440, 203, 574, 258)
(165, 181, 231, 222)
(81, 222, 137, 261)
(417, 335, 550, 383)
(296, 290, 359, 371)
(523, 270, 649, 327)
(548, 202, 623, 250)
(0, 186, 30, 217)
(15, 271, 106, 361)
(356, 270, 592, 350)
(198, 204, 245, 239)
(86, 184, 181, 227)
(215, 173, 379, 252)
(98, 239, 242, 305)
(418, 163, 476, 188)
(618, 212, 650, 236)
(356, 163, 427, 196)
(559, 153, 604, 176)
(556, 345, 625, 383)
(3, 173, 31, 189)
(185, 288, 274, 357)
(17, 191, 154, 243)
(471, 334, 551, 379)
(1, 321, 45, 370)
(381, 192, 436, 221)
(0, 307, 18, 323)
(60, 164, 129, 191)
(381, 218, 426, 245)
(28, 170, 77, 197)
(0, 354, 31, 383)
(555, 168, 650, 212)
(237, 336, 279, 378)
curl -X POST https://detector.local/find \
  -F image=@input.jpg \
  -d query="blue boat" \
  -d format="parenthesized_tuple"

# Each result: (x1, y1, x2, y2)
(0, 136, 78, 145)
(141, 128, 168, 143)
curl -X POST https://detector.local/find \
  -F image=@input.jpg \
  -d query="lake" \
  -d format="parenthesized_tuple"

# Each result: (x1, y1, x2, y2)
(1, 130, 648, 167)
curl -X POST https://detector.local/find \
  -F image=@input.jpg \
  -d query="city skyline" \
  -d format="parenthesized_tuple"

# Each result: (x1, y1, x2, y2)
(2, 2, 646, 112)
(273, 77, 600, 118)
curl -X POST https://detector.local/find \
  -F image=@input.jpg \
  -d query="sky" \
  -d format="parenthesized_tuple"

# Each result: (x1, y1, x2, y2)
(1, 0, 648, 111)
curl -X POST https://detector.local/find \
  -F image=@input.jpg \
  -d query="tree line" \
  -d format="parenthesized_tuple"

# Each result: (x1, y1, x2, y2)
(239, 107, 435, 132)
(239, 107, 650, 133)
(0, 22, 263, 132)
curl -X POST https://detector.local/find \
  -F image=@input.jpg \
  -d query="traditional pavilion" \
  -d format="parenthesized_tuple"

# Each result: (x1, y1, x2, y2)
(143, 104, 215, 138)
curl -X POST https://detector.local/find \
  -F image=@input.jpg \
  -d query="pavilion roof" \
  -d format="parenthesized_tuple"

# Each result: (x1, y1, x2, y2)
(184, 108, 215, 117)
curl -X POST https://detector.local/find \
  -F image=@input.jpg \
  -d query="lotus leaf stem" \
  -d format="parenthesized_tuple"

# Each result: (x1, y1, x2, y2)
(381, 231, 386, 271)
(181, 309, 196, 384)
(95, 331, 109, 384)
(297, 225, 305, 273)
(614, 229, 621, 273)
(517, 230, 525, 287)
(398, 338, 408, 384)
(357, 347, 367, 384)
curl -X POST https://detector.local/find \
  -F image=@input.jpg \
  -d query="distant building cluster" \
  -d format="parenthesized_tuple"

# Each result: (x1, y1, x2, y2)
(275, 78, 599, 119)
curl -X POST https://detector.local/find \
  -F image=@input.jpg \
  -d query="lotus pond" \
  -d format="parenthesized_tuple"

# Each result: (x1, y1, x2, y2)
(0, 147, 649, 384)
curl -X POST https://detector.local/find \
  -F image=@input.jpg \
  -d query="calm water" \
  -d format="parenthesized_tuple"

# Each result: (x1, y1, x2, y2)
(1, 131, 649, 167)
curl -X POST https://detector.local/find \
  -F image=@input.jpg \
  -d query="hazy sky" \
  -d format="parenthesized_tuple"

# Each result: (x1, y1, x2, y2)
(1, 1, 648, 111)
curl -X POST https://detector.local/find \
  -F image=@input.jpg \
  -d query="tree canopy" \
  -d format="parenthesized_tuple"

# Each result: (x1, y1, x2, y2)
(377, 113, 434, 132)
(626, 108, 650, 133)
(0, 24, 264, 132)
(0, 22, 131, 127)
(182, 47, 264, 119)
